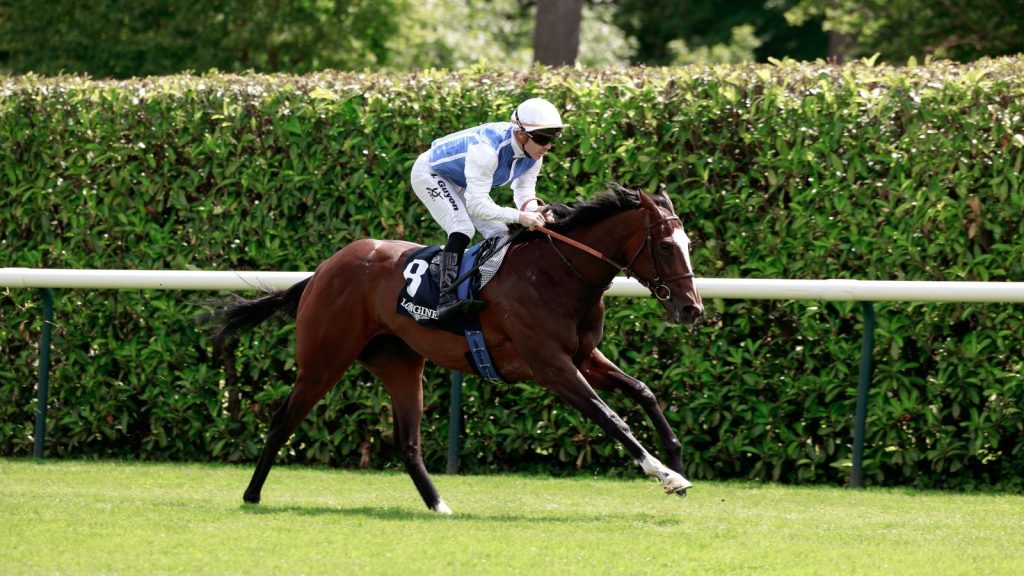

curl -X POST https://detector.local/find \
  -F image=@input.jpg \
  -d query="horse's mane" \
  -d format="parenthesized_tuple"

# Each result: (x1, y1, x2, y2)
(510, 183, 668, 243)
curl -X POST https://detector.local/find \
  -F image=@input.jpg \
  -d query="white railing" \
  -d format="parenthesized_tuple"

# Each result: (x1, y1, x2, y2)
(4, 267, 1024, 302)
(5, 267, 1024, 487)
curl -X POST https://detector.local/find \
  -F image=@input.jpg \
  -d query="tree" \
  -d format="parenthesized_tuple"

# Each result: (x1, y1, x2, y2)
(610, 0, 828, 64)
(533, 0, 583, 66)
(387, 0, 534, 70)
(785, 0, 1024, 63)
(387, 0, 631, 70)
(0, 0, 404, 78)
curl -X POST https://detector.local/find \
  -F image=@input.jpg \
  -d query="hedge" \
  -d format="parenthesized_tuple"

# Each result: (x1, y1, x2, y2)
(2, 58, 1022, 491)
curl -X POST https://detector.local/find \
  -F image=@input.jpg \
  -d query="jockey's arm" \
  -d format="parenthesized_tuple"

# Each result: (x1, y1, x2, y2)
(463, 143, 520, 224)
(512, 158, 544, 212)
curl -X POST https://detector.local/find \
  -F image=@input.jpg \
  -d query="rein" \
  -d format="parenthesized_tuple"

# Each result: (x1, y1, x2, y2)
(535, 226, 624, 273)
(536, 207, 694, 301)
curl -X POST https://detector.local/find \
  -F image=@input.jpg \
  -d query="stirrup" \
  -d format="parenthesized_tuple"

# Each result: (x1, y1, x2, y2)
(436, 249, 484, 321)
(436, 298, 485, 322)
(461, 299, 486, 315)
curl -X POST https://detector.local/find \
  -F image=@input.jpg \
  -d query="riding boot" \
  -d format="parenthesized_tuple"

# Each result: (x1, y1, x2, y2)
(436, 250, 485, 321)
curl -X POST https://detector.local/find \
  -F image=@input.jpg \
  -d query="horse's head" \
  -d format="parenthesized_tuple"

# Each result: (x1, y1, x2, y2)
(623, 185, 704, 325)
(527, 183, 704, 324)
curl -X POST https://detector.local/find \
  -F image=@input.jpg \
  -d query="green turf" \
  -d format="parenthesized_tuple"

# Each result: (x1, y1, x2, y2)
(1, 459, 1022, 575)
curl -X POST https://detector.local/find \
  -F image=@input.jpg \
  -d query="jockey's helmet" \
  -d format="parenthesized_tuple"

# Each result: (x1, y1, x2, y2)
(512, 98, 565, 133)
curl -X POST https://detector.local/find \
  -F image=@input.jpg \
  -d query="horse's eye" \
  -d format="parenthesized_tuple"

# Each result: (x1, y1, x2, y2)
(658, 241, 673, 252)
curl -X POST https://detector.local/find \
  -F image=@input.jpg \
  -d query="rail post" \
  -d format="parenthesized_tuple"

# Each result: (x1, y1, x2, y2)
(850, 301, 875, 488)
(446, 371, 464, 474)
(33, 288, 54, 459)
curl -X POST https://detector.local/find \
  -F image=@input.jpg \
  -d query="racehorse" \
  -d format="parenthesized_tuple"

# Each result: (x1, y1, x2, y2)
(203, 183, 704, 514)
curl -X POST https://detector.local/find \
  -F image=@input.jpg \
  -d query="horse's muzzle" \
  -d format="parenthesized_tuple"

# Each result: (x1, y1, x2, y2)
(663, 300, 705, 325)
(679, 303, 705, 325)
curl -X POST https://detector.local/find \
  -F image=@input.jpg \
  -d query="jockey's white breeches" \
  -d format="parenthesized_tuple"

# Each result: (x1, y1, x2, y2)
(411, 152, 509, 241)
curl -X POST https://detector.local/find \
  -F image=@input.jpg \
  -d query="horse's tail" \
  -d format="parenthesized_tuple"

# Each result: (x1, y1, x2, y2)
(200, 277, 311, 349)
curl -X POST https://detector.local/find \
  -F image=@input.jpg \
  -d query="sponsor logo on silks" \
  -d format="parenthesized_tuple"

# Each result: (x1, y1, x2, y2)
(425, 182, 459, 211)
(400, 297, 438, 321)
(436, 179, 459, 211)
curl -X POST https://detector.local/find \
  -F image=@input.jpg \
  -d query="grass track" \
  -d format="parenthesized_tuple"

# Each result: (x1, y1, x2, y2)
(1, 459, 1022, 575)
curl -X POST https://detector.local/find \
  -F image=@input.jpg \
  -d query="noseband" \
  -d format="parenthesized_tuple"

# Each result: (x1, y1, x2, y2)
(537, 208, 694, 300)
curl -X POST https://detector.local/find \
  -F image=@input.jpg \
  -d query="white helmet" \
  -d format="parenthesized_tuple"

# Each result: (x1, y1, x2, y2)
(511, 97, 565, 132)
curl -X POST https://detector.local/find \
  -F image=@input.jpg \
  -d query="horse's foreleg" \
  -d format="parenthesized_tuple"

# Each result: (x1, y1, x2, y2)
(581, 348, 685, 475)
(537, 362, 692, 496)
(363, 336, 449, 514)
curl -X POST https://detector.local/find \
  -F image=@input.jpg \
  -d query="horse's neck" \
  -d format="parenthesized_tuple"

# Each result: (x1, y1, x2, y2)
(560, 209, 642, 284)
(572, 209, 641, 264)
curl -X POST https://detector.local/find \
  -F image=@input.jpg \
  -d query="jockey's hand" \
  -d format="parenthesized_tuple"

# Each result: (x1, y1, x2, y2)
(518, 210, 547, 230)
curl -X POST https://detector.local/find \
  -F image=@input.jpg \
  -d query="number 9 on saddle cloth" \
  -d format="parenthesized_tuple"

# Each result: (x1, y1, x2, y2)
(395, 237, 510, 381)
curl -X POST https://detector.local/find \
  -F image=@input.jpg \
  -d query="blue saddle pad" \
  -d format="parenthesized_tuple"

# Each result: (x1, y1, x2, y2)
(395, 239, 507, 381)
(395, 244, 487, 335)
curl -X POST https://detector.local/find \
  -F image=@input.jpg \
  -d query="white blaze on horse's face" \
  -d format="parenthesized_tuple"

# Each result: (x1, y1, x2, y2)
(671, 228, 694, 273)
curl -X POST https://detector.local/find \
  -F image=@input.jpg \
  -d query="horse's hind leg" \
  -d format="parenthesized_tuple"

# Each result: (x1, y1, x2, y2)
(243, 367, 344, 504)
(244, 307, 365, 504)
(362, 336, 450, 514)
(581, 348, 685, 475)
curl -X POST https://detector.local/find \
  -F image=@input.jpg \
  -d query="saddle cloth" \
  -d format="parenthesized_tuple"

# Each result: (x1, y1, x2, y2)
(395, 236, 510, 335)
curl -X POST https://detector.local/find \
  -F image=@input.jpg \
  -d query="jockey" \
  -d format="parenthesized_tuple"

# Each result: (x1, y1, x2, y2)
(411, 97, 565, 321)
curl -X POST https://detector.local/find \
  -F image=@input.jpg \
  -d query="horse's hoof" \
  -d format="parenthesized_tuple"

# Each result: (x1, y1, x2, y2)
(661, 472, 693, 494)
(432, 499, 453, 515)
(243, 493, 261, 505)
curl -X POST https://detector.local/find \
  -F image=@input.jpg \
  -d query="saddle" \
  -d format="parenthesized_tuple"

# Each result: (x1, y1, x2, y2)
(395, 236, 511, 381)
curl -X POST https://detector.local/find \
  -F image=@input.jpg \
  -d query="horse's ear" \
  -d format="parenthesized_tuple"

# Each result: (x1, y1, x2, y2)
(638, 189, 658, 210)
(650, 183, 676, 213)
(638, 186, 670, 213)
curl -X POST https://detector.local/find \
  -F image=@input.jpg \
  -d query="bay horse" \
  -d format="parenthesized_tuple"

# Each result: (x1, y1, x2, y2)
(203, 183, 703, 514)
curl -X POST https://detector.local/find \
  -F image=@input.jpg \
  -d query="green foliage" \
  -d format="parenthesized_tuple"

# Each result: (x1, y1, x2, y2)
(3, 0, 1020, 81)
(388, 0, 534, 70)
(423, 1, 636, 70)
(0, 0, 636, 78)
(612, 0, 829, 64)
(0, 0, 404, 78)
(786, 0, 1024, 63)
(668, 25, 763, 65)
(2, 60, 1023, 491)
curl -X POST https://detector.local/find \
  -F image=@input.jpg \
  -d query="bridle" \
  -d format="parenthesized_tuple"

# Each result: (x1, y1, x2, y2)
(536, 206, 694, 300)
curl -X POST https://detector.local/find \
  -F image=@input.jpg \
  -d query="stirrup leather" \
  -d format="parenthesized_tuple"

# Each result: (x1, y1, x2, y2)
(436, 250, 484, 321)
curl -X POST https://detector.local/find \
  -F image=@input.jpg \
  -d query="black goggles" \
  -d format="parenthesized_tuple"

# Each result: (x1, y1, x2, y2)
(515, 109, 562, 145)
(526, 129, 561, 146)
